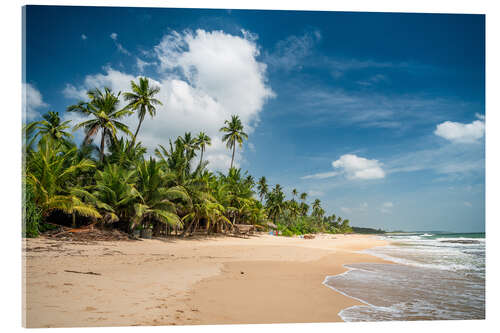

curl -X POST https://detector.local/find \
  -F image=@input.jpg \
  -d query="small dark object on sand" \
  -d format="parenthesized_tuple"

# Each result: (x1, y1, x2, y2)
(64, 270, 101, 276)
(241, 271, 244, 274)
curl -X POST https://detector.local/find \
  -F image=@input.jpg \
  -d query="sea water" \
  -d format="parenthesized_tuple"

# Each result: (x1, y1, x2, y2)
(324, 232, 485, 321)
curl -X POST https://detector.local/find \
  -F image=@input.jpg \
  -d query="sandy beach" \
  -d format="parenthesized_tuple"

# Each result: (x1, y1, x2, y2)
(23, 233, 389, 327)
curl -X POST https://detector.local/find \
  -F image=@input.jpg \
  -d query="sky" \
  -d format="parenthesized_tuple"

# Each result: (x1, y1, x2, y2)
(23, 6, 485, 232)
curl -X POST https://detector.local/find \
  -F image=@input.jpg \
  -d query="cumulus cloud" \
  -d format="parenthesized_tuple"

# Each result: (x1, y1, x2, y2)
(434, 115, 485, 143)
(23, 83, 48, 121)
(62, 29, 274, 171)
(302, 154, 385, 181)
(332, 154, 385, 180)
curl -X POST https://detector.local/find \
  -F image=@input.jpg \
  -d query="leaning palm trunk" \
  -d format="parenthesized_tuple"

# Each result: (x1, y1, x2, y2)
(131, 115, 144, 147)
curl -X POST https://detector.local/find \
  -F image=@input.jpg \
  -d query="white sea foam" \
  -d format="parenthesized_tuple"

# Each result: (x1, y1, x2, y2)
(325, 233, 485, 322)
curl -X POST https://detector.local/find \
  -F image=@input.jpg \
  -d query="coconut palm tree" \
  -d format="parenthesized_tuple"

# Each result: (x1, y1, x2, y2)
(134, 158, 189, 231)
(82, 163, 140, 225)
(257, 176, 268, 203)
(179, 132, 198, 158)
(27, 111, 74, 147)
(195, 131, 211, 168)
(292, 188, 298, 201)
(312, 199, 321, 212)
(123, 77, 162, 146)
(26, 138, 101, 225)
(68, 87, 133, 162)
(219, 115, 248, 169)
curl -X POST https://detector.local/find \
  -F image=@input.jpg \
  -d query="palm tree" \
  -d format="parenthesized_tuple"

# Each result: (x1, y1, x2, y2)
(195, 131, 211, 167)
(219, 115, 248, 169)
(266, 184, 285, 225)
(179, 132, 198, 158)
(134, 158, 189, 231)
(300, 192, 307, 202)
(28, 111, 74, 146)
(68, 87, 133, 162)
(26, 138, 101, 226)
(81, 163, 140, 225)
(292, 188, 298, 201)
(312, 199, 321, 212)
(257, 176, 268, 202)
(123, 77, 162, 146)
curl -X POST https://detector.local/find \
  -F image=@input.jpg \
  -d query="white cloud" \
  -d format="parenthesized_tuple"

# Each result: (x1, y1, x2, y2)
(379, 202, 394, 214)
(81, 34, 87, 40)
(302, 154, 385, 181)
(301, 171, 339, 180)
(23, 83, 48, 121)
(136, 57, 155, 72)
(265, 30, 321, 71)
(306, 190, 324, 197)
(62, 29, 274, 171)
(109, 32, 130, 55)
(332, 154, 385, 180)
(434, 116, 485, 143)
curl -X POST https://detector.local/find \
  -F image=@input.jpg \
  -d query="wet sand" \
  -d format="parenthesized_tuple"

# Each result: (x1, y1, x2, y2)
(23, 233, 388, 327)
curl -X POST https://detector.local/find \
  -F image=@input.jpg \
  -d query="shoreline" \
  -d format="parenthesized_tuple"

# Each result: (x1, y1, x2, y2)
(23, 233, 389, 327)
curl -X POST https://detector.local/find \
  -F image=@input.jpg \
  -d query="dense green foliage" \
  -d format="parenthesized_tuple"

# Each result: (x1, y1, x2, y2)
(23, 183, 42, 238)
(351, 227, 386, 234)
(22, 78, 352, 237)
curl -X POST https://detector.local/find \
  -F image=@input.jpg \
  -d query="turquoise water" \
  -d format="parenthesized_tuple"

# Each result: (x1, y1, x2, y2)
(324, 232, 485, 321)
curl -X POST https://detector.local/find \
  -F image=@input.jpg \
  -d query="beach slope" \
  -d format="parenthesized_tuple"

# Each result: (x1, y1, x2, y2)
(23, 233, 388, 327)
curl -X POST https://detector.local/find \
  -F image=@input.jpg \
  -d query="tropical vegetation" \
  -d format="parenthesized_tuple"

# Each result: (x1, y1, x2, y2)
(22, 78, 352, 238)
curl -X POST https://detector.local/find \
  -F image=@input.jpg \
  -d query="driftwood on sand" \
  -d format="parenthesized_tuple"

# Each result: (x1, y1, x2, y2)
(64, 270, 101, 276)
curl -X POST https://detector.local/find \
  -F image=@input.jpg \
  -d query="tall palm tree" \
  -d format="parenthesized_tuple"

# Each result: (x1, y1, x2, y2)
(219, 115, 248, 169)
(300, 192, 308, 202)
(123, 77, 162, 146)
(195, 131, 211, 167)
(292, 188, 298, 201)
(257, 176, 268, 203)
(68, 87, 133, 162)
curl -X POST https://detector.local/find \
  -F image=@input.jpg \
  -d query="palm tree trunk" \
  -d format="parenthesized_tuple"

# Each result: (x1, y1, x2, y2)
(131, 116, 144, 147)
(198, 148, 204, 169)
(230, 144, 235, 169)
(72, 212, 76, 228)
(100, 131, 105, 162)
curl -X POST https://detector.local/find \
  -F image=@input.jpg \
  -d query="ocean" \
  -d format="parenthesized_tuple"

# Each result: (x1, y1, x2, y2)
(323, 232, 485, 322)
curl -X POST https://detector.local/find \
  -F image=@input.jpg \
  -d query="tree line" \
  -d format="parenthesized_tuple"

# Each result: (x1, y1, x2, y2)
(22, 77, 352, 238)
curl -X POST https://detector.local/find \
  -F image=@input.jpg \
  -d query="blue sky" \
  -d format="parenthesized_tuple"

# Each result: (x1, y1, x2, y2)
(23, 6, 485, 232)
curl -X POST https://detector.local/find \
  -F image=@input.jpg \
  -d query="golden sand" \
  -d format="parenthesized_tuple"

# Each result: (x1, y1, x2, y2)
(23, 233, 389, 327)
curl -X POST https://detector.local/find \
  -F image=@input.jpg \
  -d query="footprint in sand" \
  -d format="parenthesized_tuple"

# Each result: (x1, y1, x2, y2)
(84, 306, 97, 312)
